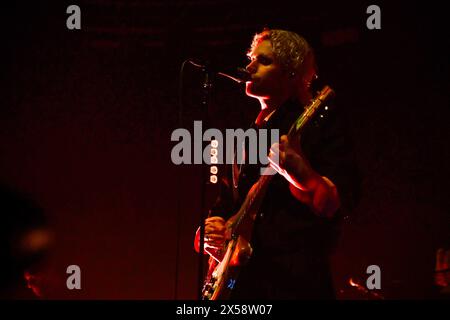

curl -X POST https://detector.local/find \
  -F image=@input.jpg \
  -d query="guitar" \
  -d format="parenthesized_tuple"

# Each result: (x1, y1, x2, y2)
(201, 85, 335, 300)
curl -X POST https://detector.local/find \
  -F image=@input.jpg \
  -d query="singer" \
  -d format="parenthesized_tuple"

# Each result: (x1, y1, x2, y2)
(194, 29, 360, 299)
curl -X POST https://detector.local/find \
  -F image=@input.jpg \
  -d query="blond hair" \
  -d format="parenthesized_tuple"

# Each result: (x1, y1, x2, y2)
(248, 28, 317, 76)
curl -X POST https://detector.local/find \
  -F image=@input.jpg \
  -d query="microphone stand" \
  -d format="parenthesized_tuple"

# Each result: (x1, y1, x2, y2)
(188, 59, 249, 300)
(197, 62, 213, 300)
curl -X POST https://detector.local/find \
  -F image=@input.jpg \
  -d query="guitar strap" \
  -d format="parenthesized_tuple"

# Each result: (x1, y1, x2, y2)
(231, 143, 241, 204)
(231, 117, 271, 204)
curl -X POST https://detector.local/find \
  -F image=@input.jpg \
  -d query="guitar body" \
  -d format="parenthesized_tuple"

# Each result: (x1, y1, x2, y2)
(202, 235, 252, 300)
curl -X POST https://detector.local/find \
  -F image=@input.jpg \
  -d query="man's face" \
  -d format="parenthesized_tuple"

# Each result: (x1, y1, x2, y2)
(245, 40, 290, 100)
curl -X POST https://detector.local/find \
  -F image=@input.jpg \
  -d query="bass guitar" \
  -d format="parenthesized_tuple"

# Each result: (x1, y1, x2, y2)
(201, 85, 335, 300)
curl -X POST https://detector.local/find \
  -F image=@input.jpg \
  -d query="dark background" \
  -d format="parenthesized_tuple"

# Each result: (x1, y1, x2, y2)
(2, 0, 448, 299)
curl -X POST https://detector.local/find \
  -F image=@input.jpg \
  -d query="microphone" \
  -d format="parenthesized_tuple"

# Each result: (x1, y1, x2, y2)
(235, 68, 252, 83)
(187, 59, 251, 84)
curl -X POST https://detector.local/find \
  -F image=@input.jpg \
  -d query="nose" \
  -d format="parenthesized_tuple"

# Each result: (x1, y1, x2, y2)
(246, 60, 257, 74)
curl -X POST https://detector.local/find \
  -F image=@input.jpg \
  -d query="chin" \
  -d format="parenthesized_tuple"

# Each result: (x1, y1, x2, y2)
(245, 83, 264, 98)
(245, 87, 254, 97)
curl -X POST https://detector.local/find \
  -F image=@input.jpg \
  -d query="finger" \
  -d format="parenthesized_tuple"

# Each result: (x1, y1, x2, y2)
(205, 229, 225, 237)
(270, 144, 280, 154)
(205, 224, 226, 233)
(205, 233, 225, 240)
(205, 228, 225, 236)
(205, 243, 223, 250)
(205, 236, 225, 246)
(206, 216, 225, 224)
(269, 144, 280, 162)
(268, 153, 280, 171)
(205, 218, 225, 229)
(270, 146, 285, 165)
(280, 135, 289, 148)
(280, 151, 286, 167)
(207, 216, 225, 221)
(205, 238, 225, 246)
(268, 151, 287, 176)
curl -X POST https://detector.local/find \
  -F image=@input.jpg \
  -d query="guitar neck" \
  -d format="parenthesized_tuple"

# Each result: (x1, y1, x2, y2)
(230, 172, 273, 237)
(288, 85, 334, 138)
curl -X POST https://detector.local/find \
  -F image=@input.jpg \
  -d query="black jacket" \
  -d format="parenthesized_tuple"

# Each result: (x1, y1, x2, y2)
(209, 98, 360, 299)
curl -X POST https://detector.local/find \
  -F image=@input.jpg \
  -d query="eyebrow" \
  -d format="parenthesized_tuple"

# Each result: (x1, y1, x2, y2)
(247, 52, 273, 60)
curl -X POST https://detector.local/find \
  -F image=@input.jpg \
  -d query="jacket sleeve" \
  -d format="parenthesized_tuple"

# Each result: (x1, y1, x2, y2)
(304, 105, 362, 221)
